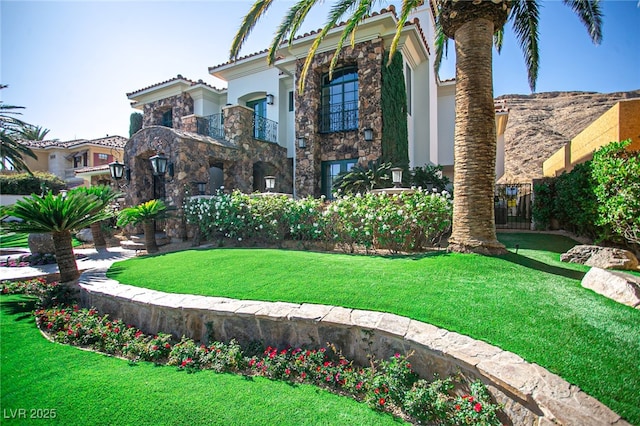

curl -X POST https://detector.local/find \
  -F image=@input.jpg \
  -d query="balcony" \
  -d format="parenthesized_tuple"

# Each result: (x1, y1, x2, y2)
(319, 100, 359, 133)
(253, 115, 278, 143)
(196, 114, 225, 140)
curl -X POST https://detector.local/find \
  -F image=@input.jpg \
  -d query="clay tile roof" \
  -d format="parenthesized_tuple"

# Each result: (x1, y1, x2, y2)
(210, 6, 417, 72)
(126, 74, 224, 97)
(19, 135, 128, 149)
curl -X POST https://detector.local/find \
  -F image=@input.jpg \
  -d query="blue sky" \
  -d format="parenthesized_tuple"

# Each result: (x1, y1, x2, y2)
(1, 0, 638, 141)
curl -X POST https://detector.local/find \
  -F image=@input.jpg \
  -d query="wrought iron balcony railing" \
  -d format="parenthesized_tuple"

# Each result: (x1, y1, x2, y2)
(253, 115, 278, 143)
(196, 114, 225, 140)
(319, 100, 359, 133)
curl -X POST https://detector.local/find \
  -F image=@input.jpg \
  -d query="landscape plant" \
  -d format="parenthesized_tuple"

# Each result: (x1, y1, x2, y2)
(71, 185, 121, 250)
(2, 191, 112, 284)
(117, 199, 167, 253)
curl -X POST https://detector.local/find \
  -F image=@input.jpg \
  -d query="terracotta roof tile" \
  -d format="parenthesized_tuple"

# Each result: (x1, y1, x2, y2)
(20, 135, 127, 149)
(126, 74, 224, 98)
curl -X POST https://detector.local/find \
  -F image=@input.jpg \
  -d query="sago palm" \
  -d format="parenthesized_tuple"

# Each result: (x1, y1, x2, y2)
(4, 191, 113, 285)
(230, 0, 602, 254)
(71, 185, 121, 251)
(117, 199, 167, 254)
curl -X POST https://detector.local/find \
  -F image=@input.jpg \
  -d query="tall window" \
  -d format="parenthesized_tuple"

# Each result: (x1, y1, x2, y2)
(320, 67, 358, 133)
(161, 109, 173, 128)
(321, 159, 357, 199)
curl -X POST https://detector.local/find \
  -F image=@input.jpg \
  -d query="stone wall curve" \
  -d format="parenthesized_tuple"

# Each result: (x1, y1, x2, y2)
(79, 278, 627, 426)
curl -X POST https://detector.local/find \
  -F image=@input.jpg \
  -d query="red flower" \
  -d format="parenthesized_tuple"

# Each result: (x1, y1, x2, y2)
(356, 382, 363, 390)
(164, 343, 171, 349)
(300, 372, 307, 379)
(285, 368, 291, 375)
(135, 331, 143, 338)
(455, 404, 461, 411)
(379, 398, 386, 406)
(47, 322, 53, 329)
(249, 359, 256, 367)
(151, 345, 159, 351)
(467, 396, 474, 403)
(474, 403, 482, 413)
(374, 388, 380, 395)
(113, 327, 120, 334)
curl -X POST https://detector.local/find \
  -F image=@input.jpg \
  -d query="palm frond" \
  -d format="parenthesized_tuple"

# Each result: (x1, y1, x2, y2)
(0, 130, 37, 173)
(230, 0, 276, 61)
(562, 0, 603, 44)
(433, 12, 449, 75)
(268, 0, 324, 67)
(494, 28, 504, 54)
(117, 199, 167, 227)
(388, 0, 423, 65)
(509, 0, 541, 91)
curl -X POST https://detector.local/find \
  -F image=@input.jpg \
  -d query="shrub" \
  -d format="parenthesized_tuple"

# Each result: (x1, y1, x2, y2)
(0, 171, 66, 195)
(532, 179, 555, 230)
(591, 139, 640, 249)
(185, 189, 452, 253)
(552, 162, 599, 238)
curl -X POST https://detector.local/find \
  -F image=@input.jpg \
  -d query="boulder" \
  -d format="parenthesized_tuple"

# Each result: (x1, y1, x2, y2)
(560, 245, 639, 271)
(76, 228, 94, 243)
(581, 267, 640, 308)
(27, 233, 55, 254)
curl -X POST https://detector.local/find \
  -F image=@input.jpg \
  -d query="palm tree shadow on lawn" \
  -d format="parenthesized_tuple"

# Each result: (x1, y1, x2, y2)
(1, 296, 37, 322)
(498, 252, 586, 281)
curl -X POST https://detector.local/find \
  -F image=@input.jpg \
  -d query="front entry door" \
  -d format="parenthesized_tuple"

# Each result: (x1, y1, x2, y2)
(247, 98, 267, 140)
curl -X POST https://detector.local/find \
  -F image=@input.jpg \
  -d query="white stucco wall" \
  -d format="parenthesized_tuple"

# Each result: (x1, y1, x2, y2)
(279, 78, 295, 156)
(496, 133, 505, 181)
(226, 68, 282, 124)
(437, 84, 456, 167)
(46, 149, 70, 180)
(410, 60, 431, 168)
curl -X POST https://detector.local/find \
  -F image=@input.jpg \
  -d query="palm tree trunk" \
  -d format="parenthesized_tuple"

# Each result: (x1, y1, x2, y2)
(52, 230, 80, 284)
(143, 221, 159, 253)
(448, 18, 506, 255)
(90, 220, 107, 251)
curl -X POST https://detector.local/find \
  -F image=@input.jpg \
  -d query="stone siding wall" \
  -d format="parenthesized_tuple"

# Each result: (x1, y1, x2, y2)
(80, 280, 628, 426)
(142, 93, 194, 131)
(295, 39, 384, 197)
(124, 104, 291, 240)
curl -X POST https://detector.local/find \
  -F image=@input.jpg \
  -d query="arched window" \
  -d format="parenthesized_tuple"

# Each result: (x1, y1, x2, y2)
(320, 67, 358, 133)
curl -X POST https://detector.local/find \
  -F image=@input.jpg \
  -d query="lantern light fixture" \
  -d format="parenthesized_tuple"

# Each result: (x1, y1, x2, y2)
(266, 94, 275, 105)
(363, 127, 374, 142)
(297, 137, 307, 149)
(264, 175, 276, 192)
(196, 182, 206, 195)
(150, 153, 169, 176)
(391, 167, 403, 188)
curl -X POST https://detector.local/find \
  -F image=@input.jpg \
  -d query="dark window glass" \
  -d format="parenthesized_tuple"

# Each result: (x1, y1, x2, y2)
(319, 67, 358, 133)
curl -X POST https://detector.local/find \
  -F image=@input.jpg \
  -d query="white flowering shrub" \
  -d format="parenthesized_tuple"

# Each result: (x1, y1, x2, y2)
(185, 189, 452, 252)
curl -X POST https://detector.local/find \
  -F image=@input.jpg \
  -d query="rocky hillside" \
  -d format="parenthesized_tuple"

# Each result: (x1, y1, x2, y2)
(497, 90, 640, 183)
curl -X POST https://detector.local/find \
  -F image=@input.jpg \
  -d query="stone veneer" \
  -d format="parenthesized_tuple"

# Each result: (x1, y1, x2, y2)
(142, 94, 194, 131)
(79, 273, 628, 426)
(123, 105, 291, 239)
(295, 39, 384, 197)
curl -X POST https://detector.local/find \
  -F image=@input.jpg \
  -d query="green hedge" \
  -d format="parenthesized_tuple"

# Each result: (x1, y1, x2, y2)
(0, 172, 66, 195)
(533, 139, 639, 249)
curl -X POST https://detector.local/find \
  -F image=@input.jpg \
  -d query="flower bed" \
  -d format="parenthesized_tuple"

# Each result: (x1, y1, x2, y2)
(7, 278, 501, 425)
(0, 252, 87, 268)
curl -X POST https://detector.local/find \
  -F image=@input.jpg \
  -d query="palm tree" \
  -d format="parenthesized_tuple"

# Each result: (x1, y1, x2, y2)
(4, 191, 113, 286)
(117, 199, 167, 254)
(0, 84, 38, 172)
(230, 0, 602, 254)
(19, 124, 51, 141)
(71, 185, 121, 251)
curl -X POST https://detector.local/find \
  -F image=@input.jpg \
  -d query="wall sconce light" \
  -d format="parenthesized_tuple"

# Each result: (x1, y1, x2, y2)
(266, 94, 275, 105)
(150, 153, 169, 176)
(297, 137, 307, 149)
(391, 167, 403, 188)
(196, 182, 206, 195)
(264, 175, 276, 192)
(109, 160, 126, 180)
(363, 127, 374, 142)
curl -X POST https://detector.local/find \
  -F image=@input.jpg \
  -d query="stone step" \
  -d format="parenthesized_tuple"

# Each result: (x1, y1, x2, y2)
(128, 233, 171, 245)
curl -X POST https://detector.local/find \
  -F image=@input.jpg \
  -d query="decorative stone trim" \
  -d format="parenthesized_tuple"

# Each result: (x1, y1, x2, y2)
(79, 275, 627, 426)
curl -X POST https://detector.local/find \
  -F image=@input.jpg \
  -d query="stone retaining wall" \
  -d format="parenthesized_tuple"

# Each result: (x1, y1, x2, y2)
(79, 278, 627, 426)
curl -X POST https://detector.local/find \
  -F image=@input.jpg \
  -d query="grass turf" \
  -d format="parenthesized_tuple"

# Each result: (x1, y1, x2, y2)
(0, 295, 406, 426)
(106, 233, 640, 424)
(0, 232, 83, 249)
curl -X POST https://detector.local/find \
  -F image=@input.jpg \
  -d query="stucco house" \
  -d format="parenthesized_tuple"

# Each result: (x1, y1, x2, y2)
(122, 5, 508, 239)
(19, 135, 126, 187)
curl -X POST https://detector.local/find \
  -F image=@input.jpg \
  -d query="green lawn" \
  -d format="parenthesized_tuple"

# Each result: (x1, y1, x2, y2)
(0, 232, 83, 249)
(0, 295, 405, 426)
(106, 233, 640, 424)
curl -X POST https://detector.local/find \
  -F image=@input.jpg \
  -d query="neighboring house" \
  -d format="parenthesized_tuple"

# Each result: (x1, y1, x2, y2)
(543, 98, 640, 177)
(123, 5, 508, 238)
(19, 136, 126, 187)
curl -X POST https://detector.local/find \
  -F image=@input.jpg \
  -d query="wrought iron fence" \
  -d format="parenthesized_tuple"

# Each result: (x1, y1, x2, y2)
(253, 115, 278, 143)
(196, 114, 225, 140)
(494, 183, 532, 230)
(319, 100, 359, 133)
